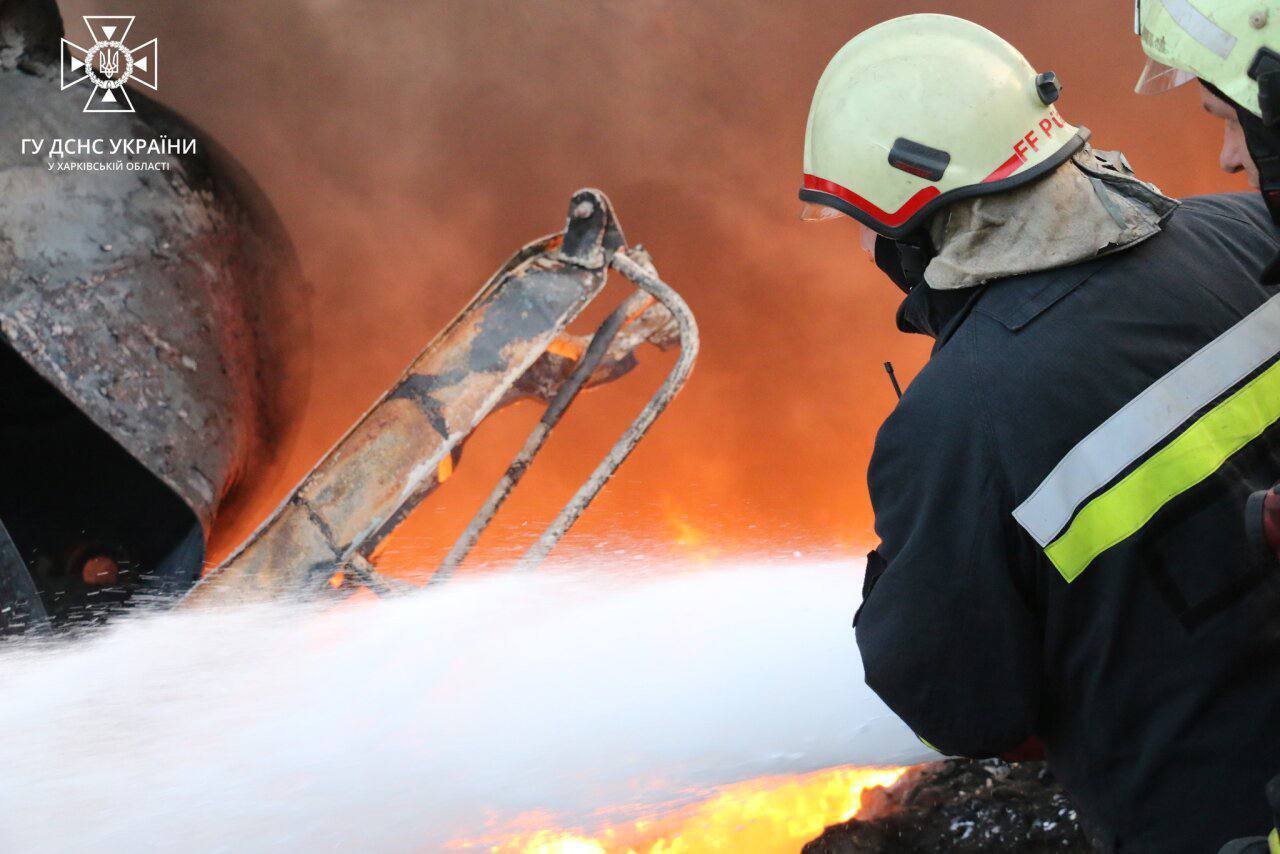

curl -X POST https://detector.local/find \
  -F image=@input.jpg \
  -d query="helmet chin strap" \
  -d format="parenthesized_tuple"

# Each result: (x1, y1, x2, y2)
(874, 231, 936, 295)
(1236, 104, 1280, 227)
(1238, 110, 1280, 284)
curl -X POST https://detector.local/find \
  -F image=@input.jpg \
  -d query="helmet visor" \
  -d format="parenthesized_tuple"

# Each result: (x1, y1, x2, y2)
(1135, 57, 1197, 95)
(799, 201, 844, 222)
(857, 222, 878, 260)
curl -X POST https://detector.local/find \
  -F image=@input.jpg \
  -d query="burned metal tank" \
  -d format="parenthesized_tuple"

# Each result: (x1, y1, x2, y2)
(0, 0, 310, 627)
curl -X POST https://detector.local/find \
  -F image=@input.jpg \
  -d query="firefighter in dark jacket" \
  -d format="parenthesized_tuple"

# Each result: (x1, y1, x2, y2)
(800, 14, 1280, 853)
(1132, 5, 1280, 852)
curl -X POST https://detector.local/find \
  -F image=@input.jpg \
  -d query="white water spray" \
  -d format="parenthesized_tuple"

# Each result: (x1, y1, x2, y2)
(0, 558, 934, 851)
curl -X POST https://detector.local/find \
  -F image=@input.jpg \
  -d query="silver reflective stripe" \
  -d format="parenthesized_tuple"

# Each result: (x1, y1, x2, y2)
(1014, 293, 1280, 547)
(1159, 0, 1238, 59)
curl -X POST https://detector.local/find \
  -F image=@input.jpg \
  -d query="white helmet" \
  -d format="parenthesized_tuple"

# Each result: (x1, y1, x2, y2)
(800, 14, 1089, 240)
(1133, 1, 1280, 226)
(1134, 0, 1280, 121)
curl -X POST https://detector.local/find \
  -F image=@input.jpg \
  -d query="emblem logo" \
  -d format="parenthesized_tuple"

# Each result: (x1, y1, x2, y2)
(60, 16, 158, 113)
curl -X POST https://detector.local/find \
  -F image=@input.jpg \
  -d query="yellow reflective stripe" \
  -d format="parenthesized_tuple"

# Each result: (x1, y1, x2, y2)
(1045, 357, 1280, 582)
(1270, 828, 1280, 854)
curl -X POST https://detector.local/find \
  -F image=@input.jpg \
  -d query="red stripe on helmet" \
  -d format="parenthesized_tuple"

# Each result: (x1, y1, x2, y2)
(804, 150, 1031, 228)
(983, 152, 1027, 183)
(802, 174, 940, 228)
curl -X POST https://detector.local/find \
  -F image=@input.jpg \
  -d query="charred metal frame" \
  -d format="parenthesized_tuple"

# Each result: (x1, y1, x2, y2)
(434, 248, 698, 580)
(187, 190, 698, 605)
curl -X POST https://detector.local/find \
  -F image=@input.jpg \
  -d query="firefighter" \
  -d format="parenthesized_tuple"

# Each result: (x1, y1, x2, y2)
(1132, 5, 1280, 851)
(800, 14, 1280, 852)
(1135, 0, 1280, 234)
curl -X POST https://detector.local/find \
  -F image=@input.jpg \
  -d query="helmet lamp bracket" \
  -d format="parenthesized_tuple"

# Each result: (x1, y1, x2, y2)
(888, 138, 952, 182)
(1036, 71, 1063, 105)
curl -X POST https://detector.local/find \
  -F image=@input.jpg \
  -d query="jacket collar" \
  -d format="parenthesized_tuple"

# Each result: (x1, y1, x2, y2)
(895, 253, 1107, 351)
(895, 283, 986, 350)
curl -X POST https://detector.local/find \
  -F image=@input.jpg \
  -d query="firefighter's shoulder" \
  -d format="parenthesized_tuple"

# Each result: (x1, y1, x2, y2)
(869, 321, 996, 485)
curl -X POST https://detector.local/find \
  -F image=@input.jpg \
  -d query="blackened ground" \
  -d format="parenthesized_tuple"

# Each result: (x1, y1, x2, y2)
(804, 759, 1095, 853)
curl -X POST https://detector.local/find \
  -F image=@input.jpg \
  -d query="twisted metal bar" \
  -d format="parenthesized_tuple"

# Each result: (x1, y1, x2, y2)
(517, 252, 699, 569)
(430, 294, 642, 583)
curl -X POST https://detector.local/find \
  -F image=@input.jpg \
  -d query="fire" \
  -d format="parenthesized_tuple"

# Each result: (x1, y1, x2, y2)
(671, 517, 708, 551)
(663, 498, 720, 562)
(546, 335, 587, 361)
(455, 765, 905, 853)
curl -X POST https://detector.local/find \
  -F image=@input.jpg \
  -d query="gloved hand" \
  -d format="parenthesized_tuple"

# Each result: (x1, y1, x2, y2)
(1245, 482, 1280, 569)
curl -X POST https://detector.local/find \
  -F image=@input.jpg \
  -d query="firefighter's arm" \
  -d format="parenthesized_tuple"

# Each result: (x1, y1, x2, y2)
(854, 388, 1042, 759)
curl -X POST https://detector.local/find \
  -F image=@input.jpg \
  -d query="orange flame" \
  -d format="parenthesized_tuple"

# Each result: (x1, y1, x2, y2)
(453, 765, 905, 853)
(662, 498, 720, 563)
(438, 453, 455, 484)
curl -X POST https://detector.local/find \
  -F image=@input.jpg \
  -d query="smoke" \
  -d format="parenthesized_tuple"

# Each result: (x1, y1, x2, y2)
(46, 0, 1249, 569)
(0, 558, 930, 851)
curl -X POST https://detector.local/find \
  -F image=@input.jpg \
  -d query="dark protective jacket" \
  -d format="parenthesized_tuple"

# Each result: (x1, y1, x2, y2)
(856, 192, 1280, 853)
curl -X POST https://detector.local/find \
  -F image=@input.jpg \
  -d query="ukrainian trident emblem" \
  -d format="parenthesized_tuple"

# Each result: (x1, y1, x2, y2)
(60, 16, 158, 113)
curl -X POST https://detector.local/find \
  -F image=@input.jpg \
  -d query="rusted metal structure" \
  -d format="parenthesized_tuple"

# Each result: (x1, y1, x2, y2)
(0, 0, 697, 623)
(190, 190, 698, 605)
(0, 0, 308, 628)
(0, 0, 308, 528)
